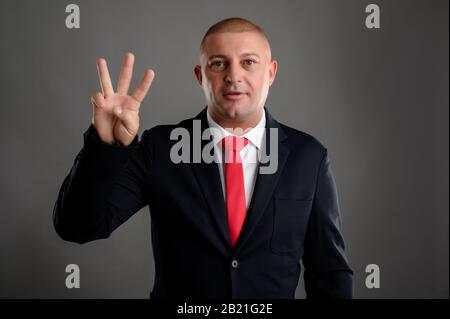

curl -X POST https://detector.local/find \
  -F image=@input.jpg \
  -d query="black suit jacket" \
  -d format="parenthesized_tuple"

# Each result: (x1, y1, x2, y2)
(53, 107, 353, 299)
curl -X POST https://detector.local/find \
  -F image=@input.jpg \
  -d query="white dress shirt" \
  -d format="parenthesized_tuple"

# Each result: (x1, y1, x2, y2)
(206, 109, 266, 210)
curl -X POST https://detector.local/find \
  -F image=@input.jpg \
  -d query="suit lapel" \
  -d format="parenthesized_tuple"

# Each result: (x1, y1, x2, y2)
(234, 109, 290, 254)
(190, 108, 231, 249)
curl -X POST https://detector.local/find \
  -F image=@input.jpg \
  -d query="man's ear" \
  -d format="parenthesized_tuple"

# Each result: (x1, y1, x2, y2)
(194, 65, 203, 86)
(269, 59, 278, 86)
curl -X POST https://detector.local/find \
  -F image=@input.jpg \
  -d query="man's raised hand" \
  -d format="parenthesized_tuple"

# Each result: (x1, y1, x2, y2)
(91, 52, 155, 146)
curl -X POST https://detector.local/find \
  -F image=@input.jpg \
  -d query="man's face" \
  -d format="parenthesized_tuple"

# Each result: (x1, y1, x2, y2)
(195, 31, 277, 126)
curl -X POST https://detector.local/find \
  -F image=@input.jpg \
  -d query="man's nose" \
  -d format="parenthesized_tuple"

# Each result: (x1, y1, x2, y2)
(224, 61, 243, 83)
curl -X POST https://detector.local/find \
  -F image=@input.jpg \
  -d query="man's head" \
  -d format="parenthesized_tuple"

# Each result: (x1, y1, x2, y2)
(194, 17, 278, 129)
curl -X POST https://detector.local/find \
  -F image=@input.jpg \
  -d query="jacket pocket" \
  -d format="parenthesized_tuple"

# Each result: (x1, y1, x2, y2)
(270, 198, 312, 254)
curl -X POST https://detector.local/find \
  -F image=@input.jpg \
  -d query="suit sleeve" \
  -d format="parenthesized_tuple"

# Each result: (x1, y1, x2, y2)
(53, 124, 153, 244)
(302, 149, 354, 299)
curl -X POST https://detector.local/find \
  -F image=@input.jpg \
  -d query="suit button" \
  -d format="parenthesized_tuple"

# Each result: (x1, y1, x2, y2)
(231, 260, 239, 269)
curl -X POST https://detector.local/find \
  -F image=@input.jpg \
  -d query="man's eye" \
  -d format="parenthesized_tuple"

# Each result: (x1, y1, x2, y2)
(211, 61, 224, 67)
(243, 59, 256, 66)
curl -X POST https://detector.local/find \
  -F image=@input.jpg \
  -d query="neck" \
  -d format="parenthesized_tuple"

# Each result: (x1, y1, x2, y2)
(207, 107, 263, 135)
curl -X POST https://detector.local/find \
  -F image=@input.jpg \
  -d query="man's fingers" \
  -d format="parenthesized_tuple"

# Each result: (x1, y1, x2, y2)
(91, 91, 106, 108)
(96, 56, 154, 105)
(117, 52, 135, 95)
(96, 58, 114, 97)
(132, 69, 155, 103)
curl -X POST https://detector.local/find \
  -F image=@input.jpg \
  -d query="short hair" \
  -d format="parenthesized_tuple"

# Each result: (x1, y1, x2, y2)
(200, 17, 271, 57)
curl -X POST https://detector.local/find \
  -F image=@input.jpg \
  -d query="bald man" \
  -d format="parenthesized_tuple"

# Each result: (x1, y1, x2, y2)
(53, 17, 353, 299)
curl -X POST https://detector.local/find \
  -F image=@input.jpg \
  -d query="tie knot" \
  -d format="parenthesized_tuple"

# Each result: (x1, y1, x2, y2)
(221, 136, 248, 152)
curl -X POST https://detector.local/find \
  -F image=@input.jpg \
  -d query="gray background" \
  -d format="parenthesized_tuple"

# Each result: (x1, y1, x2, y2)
(0, 0, 448, 299)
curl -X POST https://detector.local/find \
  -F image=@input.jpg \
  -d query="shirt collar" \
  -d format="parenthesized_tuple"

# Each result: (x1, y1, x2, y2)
(206, 108, 266, 149)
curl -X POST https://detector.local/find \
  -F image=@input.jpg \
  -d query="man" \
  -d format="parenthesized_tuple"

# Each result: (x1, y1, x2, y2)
(53, 17, 353, 299)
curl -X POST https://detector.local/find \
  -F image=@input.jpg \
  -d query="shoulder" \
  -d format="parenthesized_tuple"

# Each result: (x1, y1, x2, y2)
(278, 121, 327, 156)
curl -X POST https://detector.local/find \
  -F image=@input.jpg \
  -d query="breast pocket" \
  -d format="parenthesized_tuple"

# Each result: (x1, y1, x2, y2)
(271, 198, 312, 254)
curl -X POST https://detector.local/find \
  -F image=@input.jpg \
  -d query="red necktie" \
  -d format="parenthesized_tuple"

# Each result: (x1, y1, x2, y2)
(221, 136, 249, 247)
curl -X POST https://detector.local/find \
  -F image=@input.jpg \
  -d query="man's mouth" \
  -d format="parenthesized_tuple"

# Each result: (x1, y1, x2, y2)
(222, 91, 247, 100)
